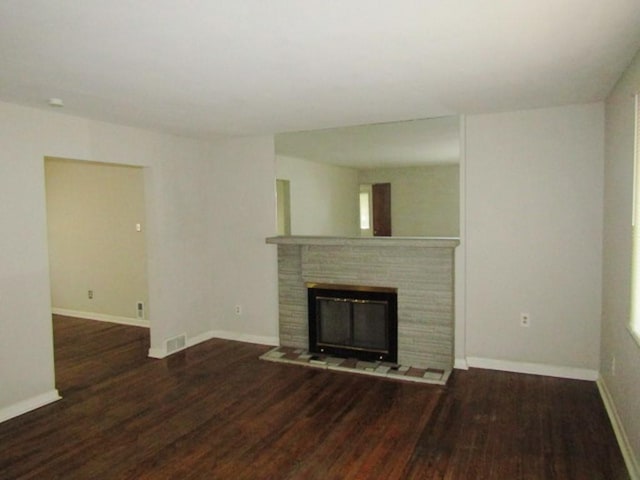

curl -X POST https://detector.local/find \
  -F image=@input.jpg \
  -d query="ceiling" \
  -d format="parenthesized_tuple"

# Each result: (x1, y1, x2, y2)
(1, 1, 640, 139)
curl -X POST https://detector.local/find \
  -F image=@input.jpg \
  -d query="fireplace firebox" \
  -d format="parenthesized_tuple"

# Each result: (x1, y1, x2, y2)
(307, 283, 398, 363)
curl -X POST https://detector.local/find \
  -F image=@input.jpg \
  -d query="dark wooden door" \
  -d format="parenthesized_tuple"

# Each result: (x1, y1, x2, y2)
(372, 183, 391, 236)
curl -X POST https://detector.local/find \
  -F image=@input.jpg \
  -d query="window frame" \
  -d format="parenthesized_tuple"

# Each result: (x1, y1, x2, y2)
(630, 94, 640, 347)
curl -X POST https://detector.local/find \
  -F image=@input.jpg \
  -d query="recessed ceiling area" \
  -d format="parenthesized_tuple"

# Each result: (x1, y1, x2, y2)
(275, 116, 460, 168)
(1, 1, 640, 138)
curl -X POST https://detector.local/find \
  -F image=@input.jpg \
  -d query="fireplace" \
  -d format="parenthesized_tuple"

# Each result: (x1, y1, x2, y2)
(307, 283, 398, 363)
(267, 236, 458, 370)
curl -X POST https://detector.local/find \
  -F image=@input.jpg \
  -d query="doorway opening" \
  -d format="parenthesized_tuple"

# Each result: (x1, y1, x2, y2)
(44, 157, 150, 390)
(359, 182, 392, 237)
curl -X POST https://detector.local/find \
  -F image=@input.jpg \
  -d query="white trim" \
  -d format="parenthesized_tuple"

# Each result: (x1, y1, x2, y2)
(455, 114, 467, 364)
(148, 329, 279, 359)
(633, 94, 639, 227)
(147, 347, 167, 359)
(52, 308, 149, 328)
(187, 330, 217, 348)
(597, 377, 640, 480)
(0, 390, 61, 424)
(207, 330, 279, 347)
(466, 356, 599, 381)
(148, 333, 197, 359)
(627, 323, 640, 350)
(454, 357, 469, 370)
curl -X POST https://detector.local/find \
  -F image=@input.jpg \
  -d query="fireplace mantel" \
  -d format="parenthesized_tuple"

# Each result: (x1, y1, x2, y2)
(266, 235, 459, 249)
(266, 235, 459, 370)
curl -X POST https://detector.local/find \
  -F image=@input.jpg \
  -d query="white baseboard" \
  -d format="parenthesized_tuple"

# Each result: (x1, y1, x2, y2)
(0, 390, 61, 424)
(147, 347, 168, 359)
(465, 356, 599, 381)
(148, 329, 278, 359)
(208, 330, 279, 347)
(149, 330, 218, 359)
(597, 377, 640, 480)
(454, 358, 469, 370)
(188, 330, 217, 348)
(52, 308, 149, 328)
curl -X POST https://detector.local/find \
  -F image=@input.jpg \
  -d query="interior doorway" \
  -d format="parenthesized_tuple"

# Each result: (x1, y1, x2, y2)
(44, 157, 150, 329)
(372, 183, 392, 236)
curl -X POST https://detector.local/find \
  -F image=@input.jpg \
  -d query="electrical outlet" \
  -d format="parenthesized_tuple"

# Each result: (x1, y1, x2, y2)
(235, 305, 242, 316)
(136, 301, 144, 319)
(88, 290, 93, 300)
(520, 313, 530, 327)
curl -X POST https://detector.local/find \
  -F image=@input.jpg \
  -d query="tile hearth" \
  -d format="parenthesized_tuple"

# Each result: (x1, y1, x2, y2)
(260, 346, 451, 385)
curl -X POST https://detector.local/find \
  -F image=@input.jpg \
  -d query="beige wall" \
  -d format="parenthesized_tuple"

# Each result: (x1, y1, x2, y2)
(358, 165, 459, 237)
(601, 47, 640, 473)
(276, 154, 359, 236)
(45, 158, 148, 322)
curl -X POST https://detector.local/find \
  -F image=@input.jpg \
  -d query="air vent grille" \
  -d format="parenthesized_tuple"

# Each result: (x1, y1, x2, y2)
(166, 334, 186, 354)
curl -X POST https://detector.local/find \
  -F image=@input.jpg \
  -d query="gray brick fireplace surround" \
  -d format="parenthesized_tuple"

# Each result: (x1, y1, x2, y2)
(266, 236, 459, 370)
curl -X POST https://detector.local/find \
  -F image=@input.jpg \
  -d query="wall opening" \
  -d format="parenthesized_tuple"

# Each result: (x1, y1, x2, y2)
(44, 157, 149, 326)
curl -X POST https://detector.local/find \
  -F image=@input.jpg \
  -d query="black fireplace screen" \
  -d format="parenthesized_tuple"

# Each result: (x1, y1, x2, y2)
(307, 284, 398, 363)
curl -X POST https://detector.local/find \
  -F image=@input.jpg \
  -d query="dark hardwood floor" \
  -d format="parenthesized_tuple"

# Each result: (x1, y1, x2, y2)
(0, 315, 629, 479)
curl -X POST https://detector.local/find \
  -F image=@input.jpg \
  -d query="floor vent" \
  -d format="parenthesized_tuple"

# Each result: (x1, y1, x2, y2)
(166, 334, 187, 354)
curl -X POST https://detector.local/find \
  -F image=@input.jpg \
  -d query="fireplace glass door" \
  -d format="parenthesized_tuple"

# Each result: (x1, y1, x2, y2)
(308, 284, 397, 363)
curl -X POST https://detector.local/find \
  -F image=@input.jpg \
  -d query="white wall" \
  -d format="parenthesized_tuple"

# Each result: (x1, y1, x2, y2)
(601, 48, 640, 473)
(276, 155, 359, 236)
(0, 101, 278, 421)
(45, 158, 148, 322)
(0, 95, 620, 449)
(358, 165, 459, 236)
(207, 137, 279, 343)
(464, 103, 604, 378)
(0, 104, 62, 421)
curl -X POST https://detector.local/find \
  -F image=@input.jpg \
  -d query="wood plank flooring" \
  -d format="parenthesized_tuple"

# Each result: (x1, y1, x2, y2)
(0, 315, 629, 479)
